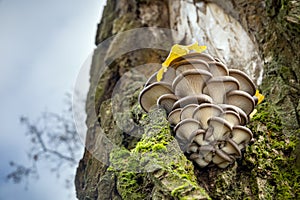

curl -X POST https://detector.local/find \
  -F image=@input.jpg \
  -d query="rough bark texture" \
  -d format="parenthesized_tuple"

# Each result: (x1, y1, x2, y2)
(75, 0, 300, 199)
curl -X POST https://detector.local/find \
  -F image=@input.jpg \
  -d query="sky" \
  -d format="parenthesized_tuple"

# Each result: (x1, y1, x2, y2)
(0, 0, 105, 199)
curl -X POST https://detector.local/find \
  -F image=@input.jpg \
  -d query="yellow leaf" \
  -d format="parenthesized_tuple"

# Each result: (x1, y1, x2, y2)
(255, 90, 265, 105)
(158, 42, 207, 81)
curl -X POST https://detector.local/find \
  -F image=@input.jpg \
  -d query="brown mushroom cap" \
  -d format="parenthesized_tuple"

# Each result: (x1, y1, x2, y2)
(219, 110, 241, 127)
(203, 76, 240, 104)
(192, 103, 223, 129)
(172, 94, 213, 109)
(144, 72, 158, 87)
(172, 69, 213, 97)
(180, 104, 199, 120)
(174, 119, 201, 151)
(225, 90, 255, 115)
(167, 108, 182, 126)
(229, 69, 256, 96)
(231, 125, 253, 147)
(208, 61, 229, 76)
(138, 82, 173, 112)
(157, 94, 178, 114)
(219, 104, 249, 125)
(221, 139, 242, 157)
(207, 117, 232, 141)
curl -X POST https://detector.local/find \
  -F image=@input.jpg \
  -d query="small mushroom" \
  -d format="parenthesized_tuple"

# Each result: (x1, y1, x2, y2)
(219, 104, 249, 125)
(207, 117, 232, 141)
(167, 108, 182, 126)
(139, 82, 173, 112)
(221, 139, 241, 157)
(203, 76, 240, 104)
(231, 125, 253, 148)
(208, 61, 229, 76)
(225, 90, 255, 116)
(219, 110, 241, 127)
(229, 69, 256, 96)
(174, 119, 201, 151)
(199, 145, 214, 163)
(193, 129, 208, 146)
(172, 69, 212, 97)
(157, 94, 178, 114)
(173, 60, 210, 75)
(172, 94, 213, 109)
(187, 142, 198, 153)
(190, 153, 210, 168)
(212, 149, 232, 168)
(193, 103, 223, 129)
(180, 104, 199, 120)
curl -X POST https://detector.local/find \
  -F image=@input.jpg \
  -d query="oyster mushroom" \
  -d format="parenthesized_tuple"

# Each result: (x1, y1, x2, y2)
(226, 90, 255, 116)
(208, 61, 229, 76)
(193, 103, 223, 129)
(203, 76, 240, 104)
(180, 104, 199, 120)
(174, 60, 210, 76)
(172, 69, 212, 97)
(193, 129, 208, 146)
(207, 117, 232, 141)
(229, 69, 256, 96)
(190, 153, 210, 168)
(221, 139, 242, 157)
(219, 104, 249, 125)
(187, 142, 198, 153)
(231, 125, 253, 148)
(139, 82, 173, 112)
(167, 108, 182, 126)
(157, 94, 178, 114)
(219, 110, 241, 127)
(172, 94, 213, 109)
(174, 119, 201, 151)
(212, 149, 232, 168)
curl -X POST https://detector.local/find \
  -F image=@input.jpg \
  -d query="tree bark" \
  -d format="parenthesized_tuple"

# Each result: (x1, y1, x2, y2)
(75, 0, 300, 199)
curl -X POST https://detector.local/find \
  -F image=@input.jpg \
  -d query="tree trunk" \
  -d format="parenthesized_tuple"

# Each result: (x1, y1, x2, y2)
(75, 0, 300, 199)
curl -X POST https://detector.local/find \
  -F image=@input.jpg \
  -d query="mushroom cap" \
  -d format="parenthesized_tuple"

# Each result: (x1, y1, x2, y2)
(219, 110, 241, 127)
(225, 90, 255, 116)
(167, 108, 182, 125)
(180, 104, 199, 120)
(172, 69, 212, 97)
(219, 104, 249, 125)
(193, 129, 208, 146)
(203, 76, 240, 104)
(208, 61, 229, 76)
(172, 94, 213, 109)
(207, 116, 232, 141)
(231, 125, 253, 146)
(174, 119, 201, 151)
(144, 72, 158, 87)
(174, 60, 210, 76)
(157, 93, 178, 114)
(221, 139, 241, 157)
(212, 148, 232, 166)
(138, 82, 173, 112)
(192, 103, 223, 129)
(229, 69, 256, 96)
(187, 142, 198, 153)
(190, 153, 210, 168)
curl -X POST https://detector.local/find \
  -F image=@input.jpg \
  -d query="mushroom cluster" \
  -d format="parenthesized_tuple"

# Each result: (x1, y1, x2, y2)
(139, 52, 258, 168)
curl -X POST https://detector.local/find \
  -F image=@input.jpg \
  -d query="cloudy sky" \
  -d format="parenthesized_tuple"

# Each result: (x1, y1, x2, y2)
(0, 0, 105, 199)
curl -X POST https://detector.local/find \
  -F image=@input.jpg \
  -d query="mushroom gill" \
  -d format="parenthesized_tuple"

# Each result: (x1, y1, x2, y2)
(138, 48, 263, 169)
